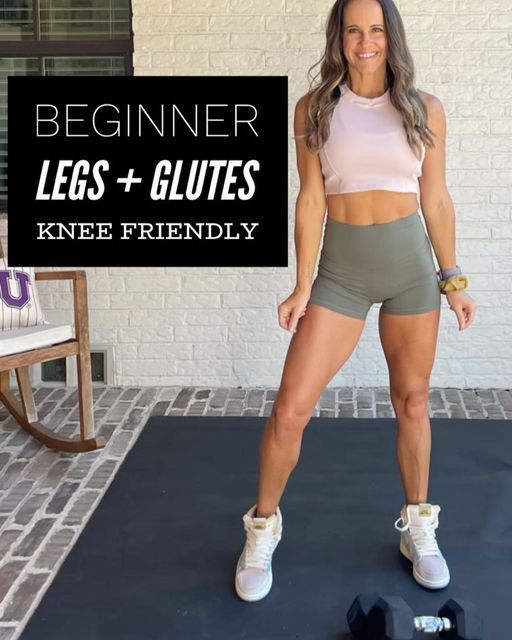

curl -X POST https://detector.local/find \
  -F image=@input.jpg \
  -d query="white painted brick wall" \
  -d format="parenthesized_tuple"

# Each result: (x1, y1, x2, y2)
(4, 0, 511, 388)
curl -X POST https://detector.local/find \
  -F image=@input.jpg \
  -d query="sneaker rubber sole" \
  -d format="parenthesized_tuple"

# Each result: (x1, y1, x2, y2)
(399, 538, 450, 589)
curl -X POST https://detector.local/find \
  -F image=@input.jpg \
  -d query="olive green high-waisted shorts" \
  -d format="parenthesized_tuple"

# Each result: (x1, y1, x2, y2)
(308, 210, 441, 320)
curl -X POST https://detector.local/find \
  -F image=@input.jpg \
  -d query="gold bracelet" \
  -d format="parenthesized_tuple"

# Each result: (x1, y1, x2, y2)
(438, 273, 468, 295)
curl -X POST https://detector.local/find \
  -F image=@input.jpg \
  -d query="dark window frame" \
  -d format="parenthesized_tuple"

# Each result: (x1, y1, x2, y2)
(0, 0, 134, 214)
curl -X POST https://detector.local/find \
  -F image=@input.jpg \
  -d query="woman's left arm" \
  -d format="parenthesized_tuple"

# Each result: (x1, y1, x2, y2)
(417, 92, 477, 332)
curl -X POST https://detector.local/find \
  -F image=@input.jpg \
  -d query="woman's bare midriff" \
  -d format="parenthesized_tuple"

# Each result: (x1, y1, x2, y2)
(326, 190, 420, 225)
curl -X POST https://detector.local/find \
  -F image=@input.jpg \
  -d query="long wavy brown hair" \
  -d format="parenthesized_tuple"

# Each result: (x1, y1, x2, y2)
(301, 0, 435, 161)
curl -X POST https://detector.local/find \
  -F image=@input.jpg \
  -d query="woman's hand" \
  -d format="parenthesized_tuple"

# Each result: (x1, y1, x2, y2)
(278, 286, 310, 333)
(445, 290, 477, 331)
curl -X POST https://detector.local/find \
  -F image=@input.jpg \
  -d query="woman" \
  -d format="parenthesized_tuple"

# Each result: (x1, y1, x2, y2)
(235, 0, 476, 602)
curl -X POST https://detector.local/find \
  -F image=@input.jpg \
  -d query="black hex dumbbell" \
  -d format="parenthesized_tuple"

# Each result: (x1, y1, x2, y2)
(347, 593, 483, 640)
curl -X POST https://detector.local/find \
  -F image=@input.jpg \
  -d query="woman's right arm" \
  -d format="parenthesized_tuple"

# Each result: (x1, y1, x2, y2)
(293, 93, 327, 294)
(277, 93, 327, 333)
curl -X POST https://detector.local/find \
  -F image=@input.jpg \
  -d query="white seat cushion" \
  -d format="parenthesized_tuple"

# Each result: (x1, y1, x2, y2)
(0, 324, 74, 357)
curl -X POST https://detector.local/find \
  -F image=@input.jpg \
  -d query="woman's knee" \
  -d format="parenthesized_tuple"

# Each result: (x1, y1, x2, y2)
(391, 385, 430, 420)
(272, 396, 313, 438)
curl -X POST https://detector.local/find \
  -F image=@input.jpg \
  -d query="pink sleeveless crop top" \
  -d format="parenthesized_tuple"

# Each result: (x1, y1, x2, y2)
(318, 82, 426, 201)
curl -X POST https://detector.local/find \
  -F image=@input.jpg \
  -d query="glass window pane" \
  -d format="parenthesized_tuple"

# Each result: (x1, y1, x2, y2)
(0, 57, 39, 211)
(41, 357, 67, 382)
(44, 55, 125, 75)
(40, 0, 130, 40)
(0, 1, 34, 41)
(0, 56, 125, 211)
(91, 351, 105, 382)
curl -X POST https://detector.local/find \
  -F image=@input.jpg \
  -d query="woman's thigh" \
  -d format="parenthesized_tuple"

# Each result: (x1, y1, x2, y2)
(378, 306, 441, 404)
(275, 303, 365, 417)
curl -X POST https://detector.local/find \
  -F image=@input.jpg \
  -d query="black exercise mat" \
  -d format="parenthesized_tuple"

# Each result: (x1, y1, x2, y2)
(21, 416, 512, 640)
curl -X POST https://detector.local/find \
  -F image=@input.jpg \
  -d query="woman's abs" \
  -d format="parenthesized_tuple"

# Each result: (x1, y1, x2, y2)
(326, 190, 420, 225)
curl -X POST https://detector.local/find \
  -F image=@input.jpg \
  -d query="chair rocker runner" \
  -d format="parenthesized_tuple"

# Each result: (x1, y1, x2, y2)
(0, 270, 106, 453)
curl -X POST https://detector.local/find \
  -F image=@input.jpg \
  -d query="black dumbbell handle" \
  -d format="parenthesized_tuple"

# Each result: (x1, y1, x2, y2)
(414, 616, 453, 633)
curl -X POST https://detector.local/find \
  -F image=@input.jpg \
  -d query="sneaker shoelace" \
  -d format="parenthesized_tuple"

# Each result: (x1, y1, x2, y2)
(242, 518, 278, 570)
(394, 515, 441, 556)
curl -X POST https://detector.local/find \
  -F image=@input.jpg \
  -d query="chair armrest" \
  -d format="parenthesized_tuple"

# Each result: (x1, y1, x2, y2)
(35, 270, 86, 281)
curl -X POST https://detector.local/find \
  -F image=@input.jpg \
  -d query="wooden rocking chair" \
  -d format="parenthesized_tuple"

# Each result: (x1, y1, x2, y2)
(0, 270, 107, 453)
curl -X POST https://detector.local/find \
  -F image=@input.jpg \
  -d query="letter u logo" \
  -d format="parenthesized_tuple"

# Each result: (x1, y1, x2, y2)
(0, 270, 31, 309)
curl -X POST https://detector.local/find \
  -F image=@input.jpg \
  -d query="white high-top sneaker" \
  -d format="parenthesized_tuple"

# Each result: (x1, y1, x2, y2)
(394, 503, 450, 589)
(235, 504, 283, 602)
